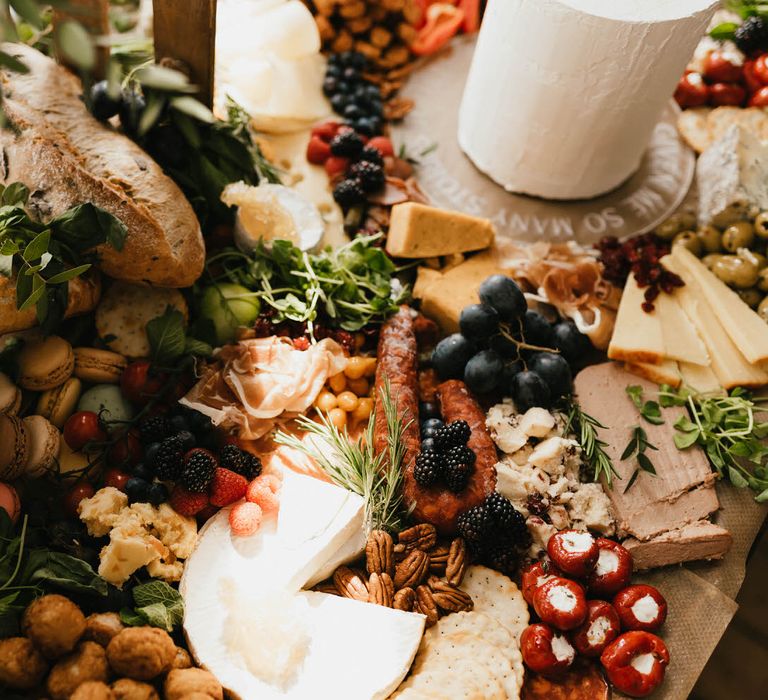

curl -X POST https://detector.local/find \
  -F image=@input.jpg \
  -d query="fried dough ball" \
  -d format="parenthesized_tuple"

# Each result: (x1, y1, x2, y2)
(23, 594, 86, 659)
(0, 636, 48, 689)
(106, 628, 175, 681)
(164, 668, 223, 700)
(47, 641, 109, 700)
(112, 678, 160, 700)
(71, 680, 115, 700)
(168, 646, 192, 671)
(84, 613, 125, 647)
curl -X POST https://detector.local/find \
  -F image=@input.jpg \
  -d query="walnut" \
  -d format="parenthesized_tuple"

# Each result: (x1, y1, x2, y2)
(415, 586, 439, 627)
(393, 587, 416, 612)
(106, 628, 175, 681)
(398, 524, 437, 553)
(366, 530, 395, 577)
(164, 668, 223, 700)
(428, 543, 450, 575)
(368, 572, 395, 607)
(428, 576, 473, 613)
(334, 566, 369, 601)
(446, 538, 468, 586)
(355, 40, 381, 60)
(394, 549, 429, 589)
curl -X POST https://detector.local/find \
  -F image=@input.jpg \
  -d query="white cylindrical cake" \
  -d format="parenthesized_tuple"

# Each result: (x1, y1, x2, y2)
(458, 0, 717, 200)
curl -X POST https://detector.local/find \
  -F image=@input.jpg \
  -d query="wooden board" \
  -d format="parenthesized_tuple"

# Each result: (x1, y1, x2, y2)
(153, 0, 216, 108)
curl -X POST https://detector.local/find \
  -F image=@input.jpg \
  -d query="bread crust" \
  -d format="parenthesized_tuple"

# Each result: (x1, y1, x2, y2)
(0, 44, 205, 288)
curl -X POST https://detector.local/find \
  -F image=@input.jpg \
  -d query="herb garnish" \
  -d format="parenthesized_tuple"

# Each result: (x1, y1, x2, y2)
(626, 385, 665, 425)
(275, 381, 410, 533)
(564, 401, 620, 487)
(620, 426, 658, 493)
(146, 307, 212, 366)
(659, 384, 768, 501)
(120, 580, 184, 632)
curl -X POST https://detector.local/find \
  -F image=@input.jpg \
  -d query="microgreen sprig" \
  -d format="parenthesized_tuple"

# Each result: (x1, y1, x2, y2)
(626, 385, 665, 425)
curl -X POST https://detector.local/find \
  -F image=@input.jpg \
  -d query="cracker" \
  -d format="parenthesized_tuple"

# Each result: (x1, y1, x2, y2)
(460, 566, 529, 641)
(390, 687, 450, 700)
(95, 281, 188, 358)
(676, 108, 711, 154)
(707, 106, 746, 144)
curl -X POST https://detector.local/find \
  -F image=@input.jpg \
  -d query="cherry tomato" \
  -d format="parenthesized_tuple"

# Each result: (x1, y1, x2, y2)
(120, 361, 167, 406)
(63, 482, 95, 518)
(107, 430, 143, 468)
(749, 85, 768, 106)
(63, 411, 107, 451)
(367, 136, 395, 158)
(743, 59, 764, 93)
(755, 54, 768, 85)
(709, 82, 746, 106)
(673, 72, 709, 108)
(103, 468, 131, 492)
(703, 50, 743, 83)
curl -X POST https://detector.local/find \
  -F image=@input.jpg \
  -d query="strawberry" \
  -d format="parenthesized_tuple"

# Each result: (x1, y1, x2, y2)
(169, 486, 209, 517)
(209, 468, 248, 507)
(311, 120, 341, 142)
(306, 136, 332, 165)
(367, 136, 395, 158)
(230, 501, 263, 536)
(324, 156, 350, 179)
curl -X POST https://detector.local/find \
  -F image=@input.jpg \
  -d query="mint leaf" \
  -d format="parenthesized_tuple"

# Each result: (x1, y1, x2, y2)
(640, 401, 664, 425)
(30, 552, 107, 596)
(146, 307, 187, 365)
(131, 580, 184, 631)
(625, 385, 643, 409)
(119, 607, 146, 627)
(135, 602, 174, 631)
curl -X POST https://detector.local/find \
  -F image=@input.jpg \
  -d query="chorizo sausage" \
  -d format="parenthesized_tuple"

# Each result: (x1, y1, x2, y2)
(522, 659, 609, 700)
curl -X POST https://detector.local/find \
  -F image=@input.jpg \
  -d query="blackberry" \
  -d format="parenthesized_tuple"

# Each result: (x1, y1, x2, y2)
(735, 16, 768, 55)
(485, 492, 519, 529)
(358, 145, 384, 166)
(445, 444, 476, 467)
(180, 449, 217, 492)
(445, 461, 472, 493)
(139, 415, 171, 444)
(349, 161, 385, 192)
(457, 504, 492, 544)
(329, 130, 364, 158)
(484, 537, 520, 576)
(414, 450, 441, 487)
(151, 436, 184, 480)
(435, 420, 471, 450)
(333, 179, 365, 208)
(220, 444, 262, 480)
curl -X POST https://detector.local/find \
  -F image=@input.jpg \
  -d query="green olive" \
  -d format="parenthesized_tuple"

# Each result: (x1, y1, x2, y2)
(672, 231, 703, 256)
(758, 296, 768, 322)
(702, 253, 725, 270)
(737, 288, 763, 308)
(757, 268, 768, 292)
(678, 211, 697, 230)
(655, 215, 683, 241)
(712, 255, 760, 288)
(754, 211, 768, 239)
(712, 205, 748, 229)
(696, 225, 722, 254)
(721, 221, 755, 252)
(739, 248, 768, 270)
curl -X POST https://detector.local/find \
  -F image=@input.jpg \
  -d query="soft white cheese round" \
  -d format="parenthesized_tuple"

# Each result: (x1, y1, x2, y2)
(561, 531, 594, 554)
(632, 594, 660, 624)
(551, 634, 576, 663)
(458, 0, 718, 199)
(548, 585, 577, 612)
(595, 548, 619, 576)
(631, 652, 656, 675)
(586, 616, 611, 646)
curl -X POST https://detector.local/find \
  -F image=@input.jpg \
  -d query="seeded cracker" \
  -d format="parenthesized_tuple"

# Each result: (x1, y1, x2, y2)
(459, 566, 529, 641)
(677, 108, 711, 154)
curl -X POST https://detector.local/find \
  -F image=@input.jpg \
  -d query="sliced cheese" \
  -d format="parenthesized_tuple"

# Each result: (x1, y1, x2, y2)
(625, 359, 681, 388)
(665, 256, 768, 389)
(654, 291, 709, 366)
(385, 203, 495, 259)
(678, 362, 723, 395)
(671, 246, 768, 364)
(607, 276, 665, 365)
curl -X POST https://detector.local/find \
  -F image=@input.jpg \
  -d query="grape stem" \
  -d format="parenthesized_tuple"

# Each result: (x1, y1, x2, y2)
(498, 322, 560, 355)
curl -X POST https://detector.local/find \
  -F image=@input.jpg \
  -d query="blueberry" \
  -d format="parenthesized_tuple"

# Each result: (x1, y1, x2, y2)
(511, 371, 551, 412)
(464, 350, 504, 395)
(422, 418, 444, 432)
(344, 104, 363, 120)
(343, 66, 359, 80)
(125, 477, 150, 504)
(147, 482, 168, 506)
(432, 333, 475, 379)
(169, 414, 190, 433)
(365, 84, 381, 99)
(189, 410, 213, 433)
(90, 80, 121, 121)
(522, 311, 555, 348)
(326, 63, 342, 78)
(460, 303, 499, 339)
(479, 275, 527, 322)
(528, 352, 572, 399)
(336, 80, 352, 95)
(176, 430, 196, 452)
(489, 333, 519, 358)
(144, 442, 161, 466)
(330, 94, 348, 112)
(420, 401, 440, 419)
(367, 100, 384, 118)
(348, 52, 367, 70)
(552, 321, 590, 363)
(132, 462, 153, 480)
(354, 117, 376, 136)
(323, 77, 338, 97)
(368, 116, 383, 134)
(421, 437, 437, 452)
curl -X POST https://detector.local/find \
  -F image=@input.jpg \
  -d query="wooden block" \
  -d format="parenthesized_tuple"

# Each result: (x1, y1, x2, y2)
(153, 0, 216, 108)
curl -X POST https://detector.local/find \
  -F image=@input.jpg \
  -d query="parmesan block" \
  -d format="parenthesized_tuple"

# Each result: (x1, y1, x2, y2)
(607, 276, 665, 365)
(654, 291, 709, 365)
(625, 359, 681, 388)
(665, 257, 768, 389)
(671, 246, 768, 364)
(385, 203, 495, 258)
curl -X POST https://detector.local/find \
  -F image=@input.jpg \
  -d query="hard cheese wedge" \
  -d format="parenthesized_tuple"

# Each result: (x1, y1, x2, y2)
(625, 359, 681, 387)
(679, 362, 723, 395)
(607, 276, 665, 364)
(654, 290, 709, 365)
(671, 246, 768, 364)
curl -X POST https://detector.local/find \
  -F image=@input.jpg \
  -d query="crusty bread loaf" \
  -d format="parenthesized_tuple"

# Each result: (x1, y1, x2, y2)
(0, 44, 205, 288)
(0, 274, 101, 335)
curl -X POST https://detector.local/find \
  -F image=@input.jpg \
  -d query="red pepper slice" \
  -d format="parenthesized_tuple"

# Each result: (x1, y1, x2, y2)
(458, 0, 480, 33)
(411, 4, 465, 56)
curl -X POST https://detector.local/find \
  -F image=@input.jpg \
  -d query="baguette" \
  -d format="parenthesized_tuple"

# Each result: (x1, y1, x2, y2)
(0, 44, 205, 288)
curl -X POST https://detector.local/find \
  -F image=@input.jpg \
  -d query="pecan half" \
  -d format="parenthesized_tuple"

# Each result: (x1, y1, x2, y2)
(415, 585, 438, 627)
(398, 524, 437, 553)
(394, 587, 416, 612)
(368, 572, 395, 607)
(334, 566, 368, 601)
(394, 549, 429, 589)
(394, 543, 407, 562)
(313, 581, 340, 596)
(428, 543, 450, 575)
(446, 538, 468, 586)
(428, 576, 473, 613)
(366, 530, 395, 577)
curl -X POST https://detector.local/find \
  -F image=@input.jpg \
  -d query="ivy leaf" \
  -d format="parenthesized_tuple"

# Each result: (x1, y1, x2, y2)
(146, 307, 187, 365)
(119, 607, 146, 627)
(755, 487, 768, 503)
(184, 337, 213, 358)
(50, 204, 127, 253)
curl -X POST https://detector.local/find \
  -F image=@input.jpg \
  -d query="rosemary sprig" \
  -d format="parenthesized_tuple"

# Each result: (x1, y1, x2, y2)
(564, 401, 620, 487)
(274, 381, 410, 532)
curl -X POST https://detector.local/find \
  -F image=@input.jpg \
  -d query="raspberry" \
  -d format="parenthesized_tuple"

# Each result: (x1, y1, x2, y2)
(246, 474, 281, 516)
(306, 135, 331, 165)
(209, 468, 248, 507)
(169, 486, 209, 517)
(325, 156, 350, 179)
(229, 501, 263, 537)
(311, 120, 341, 142)
(367, 136, 394, 158)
